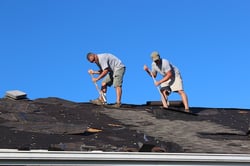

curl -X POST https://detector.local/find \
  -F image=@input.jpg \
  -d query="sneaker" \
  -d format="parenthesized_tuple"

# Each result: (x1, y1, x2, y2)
(90, 98, 105, 105)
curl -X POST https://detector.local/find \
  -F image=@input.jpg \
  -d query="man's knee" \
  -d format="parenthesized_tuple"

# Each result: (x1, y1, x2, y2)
(160, 90, 170, 97)
(178, 90, 185, 95)
(160, 86, 171, 95)
(101, 82, 106, 87)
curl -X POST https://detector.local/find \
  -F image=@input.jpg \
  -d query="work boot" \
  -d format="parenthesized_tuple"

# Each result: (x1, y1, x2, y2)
(110, 103, 121, 108)
(90, 98, 105, 105)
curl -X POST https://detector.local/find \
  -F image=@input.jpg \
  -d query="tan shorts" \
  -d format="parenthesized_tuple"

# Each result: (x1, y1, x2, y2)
(102, 67, 126, 88)
(160, 72, 184, 92)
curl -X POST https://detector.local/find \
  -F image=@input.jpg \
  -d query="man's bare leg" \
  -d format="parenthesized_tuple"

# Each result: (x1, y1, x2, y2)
(178, 90, 189, 111)
(116, 86, 122, 104)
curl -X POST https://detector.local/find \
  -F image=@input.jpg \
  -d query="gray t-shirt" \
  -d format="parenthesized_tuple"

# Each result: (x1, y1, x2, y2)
(97, 53, 125, 72)
(151, 59, 179, 76)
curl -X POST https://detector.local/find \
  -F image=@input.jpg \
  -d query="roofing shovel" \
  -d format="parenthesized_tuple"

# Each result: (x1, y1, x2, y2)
(149, 70, 169, 108)
(90, 74, 107, 103)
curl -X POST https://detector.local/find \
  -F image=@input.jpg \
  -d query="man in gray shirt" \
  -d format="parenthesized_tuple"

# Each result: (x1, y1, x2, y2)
(87, 52, 126, 108)
(144, 51, 189, 112)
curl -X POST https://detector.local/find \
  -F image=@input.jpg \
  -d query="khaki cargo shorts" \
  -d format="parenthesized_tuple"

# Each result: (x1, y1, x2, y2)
(160, 72, 183, 92)
(103, 67, 126, 88)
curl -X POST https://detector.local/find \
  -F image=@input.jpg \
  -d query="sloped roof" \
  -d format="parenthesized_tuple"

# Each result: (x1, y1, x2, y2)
(0, 97, 249, 153)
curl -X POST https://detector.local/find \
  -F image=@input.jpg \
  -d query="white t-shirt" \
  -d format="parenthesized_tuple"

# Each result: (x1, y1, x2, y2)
(97, 53, 125, 72)
(151, 59, 179, 76)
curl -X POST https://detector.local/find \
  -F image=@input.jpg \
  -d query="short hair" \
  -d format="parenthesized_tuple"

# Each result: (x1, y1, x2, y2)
(86, 52, 94, 61)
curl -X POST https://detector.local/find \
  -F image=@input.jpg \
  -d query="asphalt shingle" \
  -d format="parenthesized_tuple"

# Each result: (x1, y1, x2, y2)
(0, 97, 250, 153)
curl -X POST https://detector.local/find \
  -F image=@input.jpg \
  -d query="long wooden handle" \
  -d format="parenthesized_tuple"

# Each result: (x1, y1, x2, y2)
(149, 71, 168, 108)
(90, 74, 107, 103)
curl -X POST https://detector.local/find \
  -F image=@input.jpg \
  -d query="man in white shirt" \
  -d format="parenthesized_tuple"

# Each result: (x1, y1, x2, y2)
(87, 52, 126, 108)
(144, 51, 189, 112)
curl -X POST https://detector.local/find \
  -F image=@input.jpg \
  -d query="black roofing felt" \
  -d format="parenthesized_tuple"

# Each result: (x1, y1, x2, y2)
(0, 97, 250, 153)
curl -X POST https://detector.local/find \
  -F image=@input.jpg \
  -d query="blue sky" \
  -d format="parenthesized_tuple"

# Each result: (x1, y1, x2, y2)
(0, 0, 249, 109)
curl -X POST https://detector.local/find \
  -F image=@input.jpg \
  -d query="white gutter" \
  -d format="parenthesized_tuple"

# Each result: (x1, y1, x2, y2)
(0, 149, 250, 165)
